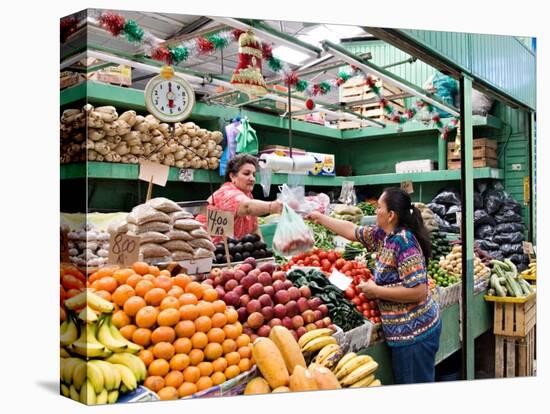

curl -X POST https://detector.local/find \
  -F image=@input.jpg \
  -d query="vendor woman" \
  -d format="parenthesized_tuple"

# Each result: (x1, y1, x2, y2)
(197, 153, 282, 242)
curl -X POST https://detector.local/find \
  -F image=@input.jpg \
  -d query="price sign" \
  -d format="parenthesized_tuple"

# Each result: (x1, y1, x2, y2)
(60, 229, 70, 263)
(139, 161, 169, 186)
(207, 208, 234, 237)
(400, 180, 414, 194)
(328, 269, 352, 290)
(108, 233, 140, 266)
(522, 241, 534, 255)
(179, 169, 195, 182)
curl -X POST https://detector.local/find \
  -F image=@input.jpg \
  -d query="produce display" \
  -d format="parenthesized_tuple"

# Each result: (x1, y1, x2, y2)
(60, 264, 87, 322)
(305, 220, 336, 251)
(356, 201, 376, 216)
(286, 268, 365, 332)
(343, 282, 381, 324)
(414, 202, 439, 233)
(60, 289, 147, 404)
(427, 259, 459, 288)
(488, 259, 534, 298)
(85, 262, 254, 400)
(342, 241, 368, 261)
(66, 224, 111, 268)
(206, 258, 334, 341)
(438, 245, 490, 281)
(430, 231, 451, 260)
(330, 204, 363, 224)
(60, 105, 224, 169)
(213, 234, 273, 264)
(520, 260, 536, 281)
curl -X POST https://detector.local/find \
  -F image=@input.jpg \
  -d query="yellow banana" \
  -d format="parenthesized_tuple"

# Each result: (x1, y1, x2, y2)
(97, 319, 127, 352)
(60, 318, 78, 347)
(72, 360, 87, 390)
(107, 390, 119, 404)
(301, 336, 337, 353)
(108, 322, 141, 354)
(106, 353, 146, 382)
(87, 290, 115, 314)
(349, 374, 376, 388)
(298, 328, 333, 349)
(335, 355, 373, 380)
(80, 379, 97, 405)
(89, 360, 116, 391)
(368, 379, 382, 387)
(87, 361, 105, 394)
(96, 389, 109, 405)
(112, 363, 137, 391)
(70, 322, 107, 358)
(60, 320, 68, 335)
(314, 344, 340, 365)
(78, 305, 99, 324)
(60, 383, 70, 398)
(64, 291, 86, 310)
(69, 384, 80, 401)
(340, 361, 379, 386)
(120, 384, 129, 394)
(61, 357, 81, 384)
(334, 352, 356, 374)
(60, 347, 70, 358)
(320, 347, 345, 370)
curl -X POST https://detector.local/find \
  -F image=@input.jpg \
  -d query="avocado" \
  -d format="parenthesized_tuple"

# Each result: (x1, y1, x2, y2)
(252, 250, 262, 259)
(227, 237, 238, 245)
(215, 244, 225, 255)
(256, 249, 267, 258)
(242, 234, 258, 244)
(242, 251, 251, 259)
(243, 242, 255, 252)
(233, 243, 244, 254)
(265, 248, 273, 257)
(233, 252, 243, 262)
(254, 241, 267, 251)
(215, 253, 224, 263)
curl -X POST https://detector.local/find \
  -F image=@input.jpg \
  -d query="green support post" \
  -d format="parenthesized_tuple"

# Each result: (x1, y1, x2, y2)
(529, 111, 536, 244)
(438, 135, 447, 170)
(459, 75, 475, 380)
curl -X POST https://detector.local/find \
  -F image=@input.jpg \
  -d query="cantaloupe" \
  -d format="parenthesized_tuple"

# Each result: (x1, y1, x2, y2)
(244, 377, 271, 395)
(309, 366, 341, 390)
(252, 337, 289, 389)
(289, 365, 318, 392)
(269, 326, 306, 374)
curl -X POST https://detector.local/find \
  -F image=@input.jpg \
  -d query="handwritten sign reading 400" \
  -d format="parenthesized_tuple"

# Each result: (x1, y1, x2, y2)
(207, 208, 234, 237)
(108, 233, 140, 266)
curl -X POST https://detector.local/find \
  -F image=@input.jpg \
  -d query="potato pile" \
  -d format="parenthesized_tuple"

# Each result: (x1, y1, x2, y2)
(414, 202, 438, 233)
(60, 105, 224, 169)
(439, 244, 490, 280)
(67, 224, 111, 268)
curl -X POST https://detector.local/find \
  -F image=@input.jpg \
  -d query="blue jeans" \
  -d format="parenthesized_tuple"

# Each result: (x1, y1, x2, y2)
(390, 322, 442, 384)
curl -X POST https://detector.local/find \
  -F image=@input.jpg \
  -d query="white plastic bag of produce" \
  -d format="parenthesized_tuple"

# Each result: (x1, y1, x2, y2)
(272, 204, 315, 257)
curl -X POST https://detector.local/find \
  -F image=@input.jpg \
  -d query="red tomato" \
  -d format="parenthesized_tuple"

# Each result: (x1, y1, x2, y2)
(311, 260, 320, 267)
(345, 287, 355, 299)
(341, 263, 352, 273)
(352, 297, 362, 306)
(318, 251, 328, 260)
(363, 310, 370, 318)
(327, 252, 337, 263)
(309, 254, 320, 262)
(297, 260, 304, 265)
(321, 259, 332, 270)
(62, 274, 85, 291)
(334, 259, 345, 269)
(361, 303, 369, 311)
(359, 293, 367, 302)
(369, 300, 377, 308)
(374, 317, 381, 323)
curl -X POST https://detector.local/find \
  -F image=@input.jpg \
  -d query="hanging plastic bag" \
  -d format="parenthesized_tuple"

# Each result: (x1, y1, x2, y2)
(339, 181, 357, 205)
(235, 117, 259, 155)
(278, 184, 305, 211)
(259, 166, 272, 198)
(219, 119, 240, 177)
(272, 204, 315, 257)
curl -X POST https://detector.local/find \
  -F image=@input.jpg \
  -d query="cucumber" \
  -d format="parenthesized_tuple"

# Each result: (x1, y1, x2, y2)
(504, 271, 523, 297)
(491, 259, 510, 271)
(504, 259, 518, 278)
(518, 278, 534, 295)
(491, 274, 507, 297)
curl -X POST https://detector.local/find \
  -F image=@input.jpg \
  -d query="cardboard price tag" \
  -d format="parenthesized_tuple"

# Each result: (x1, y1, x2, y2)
(60, 229, 70, 262)
(139, 161, 169, 186)
(400, 180, 414, 194)
(108, 233, 140, 266)
(179, 169, 195, 182)
(328, 269, 352, 291)
(522, 241, 534, 255)
(207, 208, 234, 237)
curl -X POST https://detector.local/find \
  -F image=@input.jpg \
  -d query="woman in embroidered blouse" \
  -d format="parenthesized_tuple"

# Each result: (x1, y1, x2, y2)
(308, 187, 441, 384)
(197, 153, 282, 242)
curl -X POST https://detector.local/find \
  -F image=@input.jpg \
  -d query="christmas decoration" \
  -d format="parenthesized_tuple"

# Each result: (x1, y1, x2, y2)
(305, 99, 315, 110)
(231, 30, 268, 97)
(60, 16, 79, 43)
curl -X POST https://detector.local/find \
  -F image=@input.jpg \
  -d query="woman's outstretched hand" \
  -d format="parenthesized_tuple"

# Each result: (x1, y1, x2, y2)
(305, 210, 324, 224)
(358, 279, 379, 299)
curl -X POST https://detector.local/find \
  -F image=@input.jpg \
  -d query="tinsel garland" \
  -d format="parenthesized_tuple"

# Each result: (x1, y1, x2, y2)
(60, 16, 79, 42)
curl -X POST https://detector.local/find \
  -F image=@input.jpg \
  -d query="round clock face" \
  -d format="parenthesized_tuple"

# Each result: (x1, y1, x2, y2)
(144, 75, 195, 122)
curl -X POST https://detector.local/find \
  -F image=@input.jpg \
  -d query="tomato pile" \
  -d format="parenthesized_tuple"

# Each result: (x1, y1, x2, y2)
(344, 284, 381, 324)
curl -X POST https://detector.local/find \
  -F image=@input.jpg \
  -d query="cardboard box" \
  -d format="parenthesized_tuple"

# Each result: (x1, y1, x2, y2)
(395, 159, 436, 173)
(308, 152, 336, 176)
(88, 65, 132, 87)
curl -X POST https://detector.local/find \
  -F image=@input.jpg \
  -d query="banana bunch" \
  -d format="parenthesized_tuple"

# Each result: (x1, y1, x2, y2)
(64, 289, 115, 323)
(332, 352, 380, 388)
(60, 353, 146, 405)
(521, 262, 537, 280)
(311, 343, 345, 370)
(298, 328, 337, 353)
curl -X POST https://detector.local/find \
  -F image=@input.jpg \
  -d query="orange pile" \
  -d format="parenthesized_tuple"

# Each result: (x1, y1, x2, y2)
(88, 262, 254, 400)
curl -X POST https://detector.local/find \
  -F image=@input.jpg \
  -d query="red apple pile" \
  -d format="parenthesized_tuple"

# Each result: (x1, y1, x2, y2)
(205, 257, 334, 342)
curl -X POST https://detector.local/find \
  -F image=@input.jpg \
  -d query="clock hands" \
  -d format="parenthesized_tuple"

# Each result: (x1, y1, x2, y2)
(167, 82, 175, 108)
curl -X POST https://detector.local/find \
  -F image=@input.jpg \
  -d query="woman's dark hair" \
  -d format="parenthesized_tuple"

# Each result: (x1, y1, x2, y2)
(224, 153, 259, 182)
(381, 187, 432, 259)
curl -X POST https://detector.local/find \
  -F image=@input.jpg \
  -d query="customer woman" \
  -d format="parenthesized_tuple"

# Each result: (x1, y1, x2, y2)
(307, 187, 441, 384)
(197, 153, 282, 242)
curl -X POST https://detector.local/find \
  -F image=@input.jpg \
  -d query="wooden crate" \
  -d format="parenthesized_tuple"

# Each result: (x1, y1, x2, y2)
(447, 138, 498, 170)
(495, 327, 536, 378)
(491, 294, 536, 337)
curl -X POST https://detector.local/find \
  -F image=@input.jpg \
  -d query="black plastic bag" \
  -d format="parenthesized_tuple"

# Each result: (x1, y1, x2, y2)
(445, 205, 461, 222)
(427, 203, 447, 217)
(432, 191, 461, 206)
(475, 239, 500, 251)
(517, 263, 528, 273)
(493, 232, 524, 245)
(500, 243, 523, 255)
(494, 210, 523, 224)
(450, 224, 460, 233)
(498, 198, 522, 215)
(474, 192, 484, 210)
(474, 210, 496, 227)
(475, 224, 495, 239)
(483, 189, 505, 214)
(508, 253, 527, 264)
(490, 251, 505, 261)
(495, 222, 525, 234)
(476, 181, 489, 194)
(434, 214, 454, 232)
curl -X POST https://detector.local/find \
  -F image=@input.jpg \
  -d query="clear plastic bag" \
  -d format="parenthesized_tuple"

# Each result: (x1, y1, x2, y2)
(272, 204, 315, 257)
(339, 181, 357, 205)
(259, 167, 272, 198)
(277, 184, 329, 215)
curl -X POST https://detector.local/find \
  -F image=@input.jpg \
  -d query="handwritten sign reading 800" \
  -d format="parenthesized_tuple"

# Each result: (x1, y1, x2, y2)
(108, 233, 140, 266)
(207, 208, 234, 237)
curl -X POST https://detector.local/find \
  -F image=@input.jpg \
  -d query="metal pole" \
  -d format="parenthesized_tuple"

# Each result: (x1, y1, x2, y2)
(288, 87, 293, 158)
(529, 111, 535, 243)
(459, 74, 475, 380)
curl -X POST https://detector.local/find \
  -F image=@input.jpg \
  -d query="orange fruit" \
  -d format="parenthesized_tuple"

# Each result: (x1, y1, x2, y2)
(197, 301, 215, 318)
(160, 269, 172, 277)
(132, 328, 152, 347)
(191, 332, 208, 350)
(179, 293, 198, 306)
(157, 308, 180, 327)
(172, 274, 192, 290)
(238, 346, 252, 360)
(211, 313, 227, 328)
(143, 375, 165, 393)
(221, 339, 237, 354)
(194, 316, 212, 333)
(206, 328, 225, 344)
(197, 361, 214, 377)
(236, 334, 250, 348)
(148, 265, 161, 277)
(175, 320, 196, 338)
(157, 386, 179, 400)
(177, 382, 197, 398)
(125, 274, 143, 289)
(135, 306, 159, 329)
(202, 288, 218, 302)
(148, 359, 170, 377)
(223, 324, 239, 340)
(160, 296, 180, 311)
(111, 310, 131, 328)
(212, 300, 226, 314)
(196, 376, 213, 391)
(138, 349, 154, 367)
(164, 370, 184, 389)
(132, 261, 151, 275)
(119, 324, 137, 341)
(189, 348, 205, 366)
(224, 365, 240, 380)
(238, 358, 251, 372)
(179, 304, 199, 321)
(211, 371, 226, 385)
(225, 351, 240, 366)
(94, 290, 112, 302)
(111, 285, 136, 307)
(204, 342, 223, 361)
(144, 288, 166, 306)
(151, 326, 176, 344)
(154, 276, 173, 291)
(167, 286, 184, 298)
(95, 276, 118, 293)
(173, 337, 192, 354)
(153, 341, 175, 360)
(93, 266, 117, 279)
(123, 296, 147, 317)
(185, 282, 203, 299)
(183, 366, 200, 383)
(224, 308, 238, 324)
(170, 353, 190, 371)
(142, 274, 156, 283)
(212, 357, 228, 373)
(135, 280, 155, 298)
(113, 268, 134, 285)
